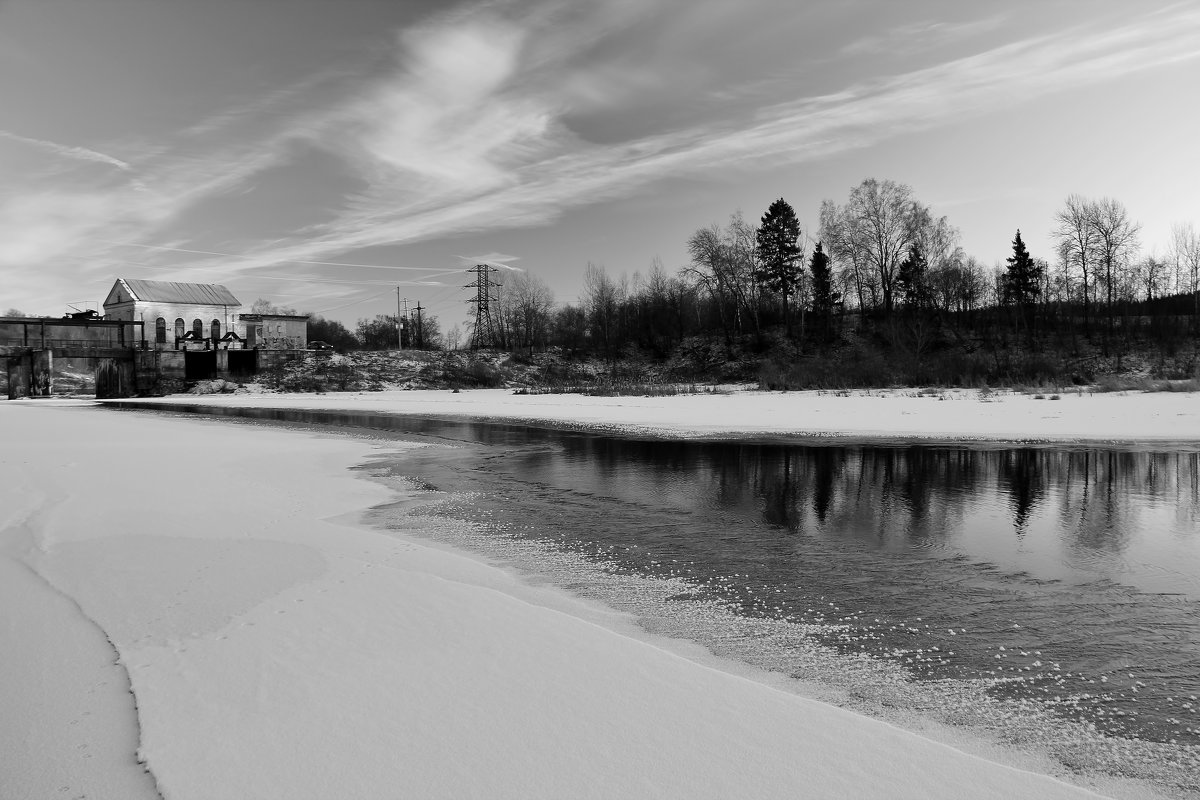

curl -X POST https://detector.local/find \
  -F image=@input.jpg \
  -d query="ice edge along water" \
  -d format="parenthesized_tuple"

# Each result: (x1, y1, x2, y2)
(371, 467, 1192, 800)
(0, 494, 164, 800)
(24, 560, 167, 800)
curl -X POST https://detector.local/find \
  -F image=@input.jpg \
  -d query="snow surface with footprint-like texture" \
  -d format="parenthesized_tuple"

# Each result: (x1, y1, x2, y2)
(3, 397, 1178, 799)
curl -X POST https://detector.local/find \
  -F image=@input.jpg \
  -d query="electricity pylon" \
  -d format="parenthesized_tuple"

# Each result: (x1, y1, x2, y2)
(465, 264, 499, 349)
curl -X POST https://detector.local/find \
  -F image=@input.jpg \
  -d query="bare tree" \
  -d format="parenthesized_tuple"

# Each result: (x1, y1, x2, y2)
(1171, 222, 1200, 326)
(638, 258, 691, 354)
(725, 211, 765, 337)
(821, 200, 878, 315)
(499, 270, 555, 353)
(1053, 195, 1099, 334)
(1086, 197, 1140, 312)
(911, 210, 964, 314)
(1138, 254, 1169, 303)
(684, 213, 761, 344)
(250, 298, 299, 315)
(583, 262, 621, 360)
(916, 213, 962, 272)
(821, 179, 925, 315)
(552, 304, 587, 355)
(929, 255, 985, 318)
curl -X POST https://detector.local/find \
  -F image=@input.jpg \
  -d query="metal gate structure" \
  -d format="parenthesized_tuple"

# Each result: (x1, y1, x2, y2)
(227, 349, 257, 380)
(184, 350, 217, 381)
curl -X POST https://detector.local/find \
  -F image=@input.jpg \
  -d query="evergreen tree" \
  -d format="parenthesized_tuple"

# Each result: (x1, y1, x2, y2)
(754, 197, 803, 335)
(1003, 229, 1041, 307)
(897, 242, 929, 307)
(809, 241, 835, 337)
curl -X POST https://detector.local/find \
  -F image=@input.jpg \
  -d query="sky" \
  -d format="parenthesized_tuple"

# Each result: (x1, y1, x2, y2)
(2, 0, 1198, 331)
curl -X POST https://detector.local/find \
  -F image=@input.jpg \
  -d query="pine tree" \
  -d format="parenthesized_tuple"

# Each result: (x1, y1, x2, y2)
(754, 198, 803, 336)
(1003, 229, 1041, 307)
(809, 242, 835, 337)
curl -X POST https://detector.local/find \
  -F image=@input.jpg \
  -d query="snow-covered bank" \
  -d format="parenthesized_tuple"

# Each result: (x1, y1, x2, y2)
(110, 386, 1200, 444)
(0, 402, 1157, 799)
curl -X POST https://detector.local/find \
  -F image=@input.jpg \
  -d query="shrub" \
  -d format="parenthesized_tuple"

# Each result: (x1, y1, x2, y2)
(757, 348, 895, 390)
(1092, 375, 1200, 393)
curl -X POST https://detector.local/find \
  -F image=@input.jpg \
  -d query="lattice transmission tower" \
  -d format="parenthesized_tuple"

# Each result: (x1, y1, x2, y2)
(465, 264, 499, 349)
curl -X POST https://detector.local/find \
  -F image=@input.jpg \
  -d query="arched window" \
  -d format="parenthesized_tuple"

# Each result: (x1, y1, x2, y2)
(193, 319, 203, 338)
(211, 319, 220, 341)
(155, 317, 167, 344)
(174, 318, 185, 340)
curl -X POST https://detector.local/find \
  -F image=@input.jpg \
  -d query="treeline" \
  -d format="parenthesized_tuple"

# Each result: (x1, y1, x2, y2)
(469, 178, 1200, 387)
(304, 312, 444, 352)
(289, 178, 1200, 386)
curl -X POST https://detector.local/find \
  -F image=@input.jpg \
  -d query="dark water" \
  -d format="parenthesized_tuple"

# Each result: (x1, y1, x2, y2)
(110, 403, 1200, 789)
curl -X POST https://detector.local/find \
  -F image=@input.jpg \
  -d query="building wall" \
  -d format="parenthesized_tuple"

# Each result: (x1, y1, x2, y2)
(107, 301, 238, 348)
(240, 315, 308, 350)
(106, 304, 309, 350)
(134, 350, 185, 395)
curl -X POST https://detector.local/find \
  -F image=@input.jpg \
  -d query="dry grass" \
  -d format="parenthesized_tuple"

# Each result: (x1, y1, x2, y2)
(513, 381, 728, 397)
(1091, 375, 1200, 393)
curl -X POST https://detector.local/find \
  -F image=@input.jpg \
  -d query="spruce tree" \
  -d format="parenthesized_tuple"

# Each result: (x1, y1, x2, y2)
(809, 242, 834, 337)
(1004, 229, 1041, 307)
(754, 198, 803, 336)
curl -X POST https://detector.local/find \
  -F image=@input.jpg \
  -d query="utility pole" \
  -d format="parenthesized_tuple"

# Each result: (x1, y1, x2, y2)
(413, 302, 424, 350)
(465, 264, 499, 349)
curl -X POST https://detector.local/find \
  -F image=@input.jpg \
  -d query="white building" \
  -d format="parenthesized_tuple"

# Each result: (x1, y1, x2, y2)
(103, 279, 308, 350)
(103, 279, 241, 348)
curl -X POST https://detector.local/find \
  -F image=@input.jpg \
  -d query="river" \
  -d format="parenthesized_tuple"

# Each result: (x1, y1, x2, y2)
(110, 403, 1200, 797)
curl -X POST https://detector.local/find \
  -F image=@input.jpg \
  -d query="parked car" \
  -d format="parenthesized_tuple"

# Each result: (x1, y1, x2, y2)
(309, 340, 335, 351)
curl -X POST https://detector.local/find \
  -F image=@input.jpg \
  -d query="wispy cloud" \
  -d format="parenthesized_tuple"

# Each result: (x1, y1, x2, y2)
(0, 129, 133, 171)
(168, 2, 1200, 278)
(841, 16, 1005, 57)
(7, 0, 1200, 311)
(179, 66, 355, 141)
(0, 132, 290, 278)
(102, 240, 450, 272)
(457, 253, 525, 271)
(340, 11, 556, 195)
(459, 253, 522, 265)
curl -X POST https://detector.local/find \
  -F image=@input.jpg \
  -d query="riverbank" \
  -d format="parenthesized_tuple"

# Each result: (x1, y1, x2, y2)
(0, 401, 1149, 799)
(107, 385, 1200, 444)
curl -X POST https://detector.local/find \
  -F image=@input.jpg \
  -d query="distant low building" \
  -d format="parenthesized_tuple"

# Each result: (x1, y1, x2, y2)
(238, 313, 308, 351)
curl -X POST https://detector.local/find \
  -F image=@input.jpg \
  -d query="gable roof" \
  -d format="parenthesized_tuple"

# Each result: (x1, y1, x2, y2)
(109, 279, 240, 307)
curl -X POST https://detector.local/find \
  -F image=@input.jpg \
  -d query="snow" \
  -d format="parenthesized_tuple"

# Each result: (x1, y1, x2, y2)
(1, 397, 1180, 799)
(116, 386, 1200, 444)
